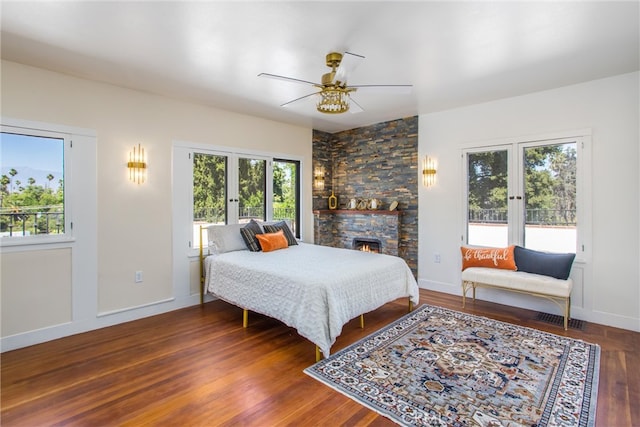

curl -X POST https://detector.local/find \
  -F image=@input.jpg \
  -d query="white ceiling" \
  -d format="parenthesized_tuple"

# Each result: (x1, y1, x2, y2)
(2, 1, 638, 133)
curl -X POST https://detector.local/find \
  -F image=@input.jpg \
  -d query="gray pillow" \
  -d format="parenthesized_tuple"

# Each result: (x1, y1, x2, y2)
(240, 219, 264, 252)
(514, 245, 575, 280)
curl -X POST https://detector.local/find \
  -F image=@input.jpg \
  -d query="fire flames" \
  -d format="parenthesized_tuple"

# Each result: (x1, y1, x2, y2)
(359, 244, 379, 253)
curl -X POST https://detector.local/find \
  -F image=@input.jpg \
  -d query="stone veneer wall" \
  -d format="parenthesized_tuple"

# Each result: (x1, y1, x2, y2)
(312, 116, 418, 276)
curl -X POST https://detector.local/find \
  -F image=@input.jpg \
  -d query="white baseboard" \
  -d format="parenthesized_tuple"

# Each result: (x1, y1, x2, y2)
(1, 293, 207, 352)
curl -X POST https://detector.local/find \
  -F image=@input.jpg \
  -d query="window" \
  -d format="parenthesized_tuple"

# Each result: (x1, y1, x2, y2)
(189, 147, 301, 248)
(273, 159, 300, 238)
(1, 128, 70, 243)
(464, 135, 587, 256)
(238, 156, 267, 224)
(466, 148, 510, 247)
(522, 142, 577, 252)
(193, 152, 227, 226)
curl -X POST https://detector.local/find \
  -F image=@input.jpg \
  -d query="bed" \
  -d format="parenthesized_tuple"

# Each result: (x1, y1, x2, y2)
(199, 222, 419, 359)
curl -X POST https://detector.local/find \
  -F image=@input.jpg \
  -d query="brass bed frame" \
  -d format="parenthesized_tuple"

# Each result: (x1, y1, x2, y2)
(199, 225, 413, 361)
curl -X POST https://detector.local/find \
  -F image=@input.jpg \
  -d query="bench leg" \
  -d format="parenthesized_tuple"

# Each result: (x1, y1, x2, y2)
(564, 297, 570, 330)
(462, 282, 467, 308)
(463, 277, 572, 331)
(462, 280, 475, 308)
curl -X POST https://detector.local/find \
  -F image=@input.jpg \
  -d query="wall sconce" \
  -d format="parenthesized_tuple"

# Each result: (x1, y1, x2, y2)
(127, 144, 147, 184)
(314, 166, 325, 190)
(422, 155, 437, 187)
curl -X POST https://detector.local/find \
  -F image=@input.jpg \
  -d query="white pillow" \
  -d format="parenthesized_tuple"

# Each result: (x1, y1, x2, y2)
(207, 223, 247, 254)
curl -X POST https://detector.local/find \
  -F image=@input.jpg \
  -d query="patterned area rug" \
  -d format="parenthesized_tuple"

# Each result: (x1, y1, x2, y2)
(305, 304, 600, 426)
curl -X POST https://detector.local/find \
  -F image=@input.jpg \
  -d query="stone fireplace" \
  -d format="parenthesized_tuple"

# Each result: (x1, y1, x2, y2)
(313, 209, 401, 257)
(312, 116, 418, 275)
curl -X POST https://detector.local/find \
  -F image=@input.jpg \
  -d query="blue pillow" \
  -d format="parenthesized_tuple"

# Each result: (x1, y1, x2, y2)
(513, 246, 575, 280)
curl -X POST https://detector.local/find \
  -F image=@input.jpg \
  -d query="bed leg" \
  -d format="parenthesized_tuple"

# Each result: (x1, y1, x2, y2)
(199, 225, 205, 306)
(316, 346, 322, 362)
(408, 298, 413, 312)
(360, 314, 365, 329)
(243, 309, 248, 328)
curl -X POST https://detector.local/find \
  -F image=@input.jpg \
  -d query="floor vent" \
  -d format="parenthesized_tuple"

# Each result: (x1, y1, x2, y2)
(535, 312, 585, 330)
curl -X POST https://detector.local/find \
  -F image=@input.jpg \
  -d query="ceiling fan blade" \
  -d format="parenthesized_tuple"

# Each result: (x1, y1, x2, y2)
(280, 92, 318, 108)
(258, 72, 318, 86)
(350, 84, 413, 94)
(334, 51, 365, 84)
(349, 96, 364, 114)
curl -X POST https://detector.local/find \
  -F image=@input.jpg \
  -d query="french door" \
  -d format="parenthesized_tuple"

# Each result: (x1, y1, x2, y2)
(191, 151, 302, 248)
(192, 151, 269, 247)
(464, 137, 582, 254)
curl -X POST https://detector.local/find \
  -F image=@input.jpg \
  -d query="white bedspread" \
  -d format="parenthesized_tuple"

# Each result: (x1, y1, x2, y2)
(204, 243, 419, 357)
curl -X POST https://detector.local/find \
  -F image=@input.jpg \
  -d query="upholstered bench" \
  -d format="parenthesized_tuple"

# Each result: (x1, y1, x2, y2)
(460, 245, 575, 330)
(461, 267, 573, 329)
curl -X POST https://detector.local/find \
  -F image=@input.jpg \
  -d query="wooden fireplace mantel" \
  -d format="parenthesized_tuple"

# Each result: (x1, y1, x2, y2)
(313, 209, 402, 216)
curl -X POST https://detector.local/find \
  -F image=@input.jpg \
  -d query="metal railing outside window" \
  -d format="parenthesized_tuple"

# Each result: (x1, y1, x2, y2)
(468, 208, 576, 226)
(0, 205, 64, 236)
(195, 206, 296, 228)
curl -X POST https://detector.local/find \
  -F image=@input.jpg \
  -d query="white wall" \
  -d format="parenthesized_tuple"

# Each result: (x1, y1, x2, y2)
(419, 71, 640, 332)
(1, 60, 312, 350)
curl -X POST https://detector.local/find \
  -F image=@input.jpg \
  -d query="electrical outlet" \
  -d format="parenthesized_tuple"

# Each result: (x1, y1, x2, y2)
(434, 253, 441, 263)
(135, 271, 143, 283)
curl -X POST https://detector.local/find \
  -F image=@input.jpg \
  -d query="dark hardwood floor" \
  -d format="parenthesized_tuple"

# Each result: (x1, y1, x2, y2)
(2, 289, 638, 426)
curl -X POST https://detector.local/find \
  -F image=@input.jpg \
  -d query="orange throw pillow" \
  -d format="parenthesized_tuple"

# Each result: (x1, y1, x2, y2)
(461, 245, 517, 271)
(256, 230, 289, 252)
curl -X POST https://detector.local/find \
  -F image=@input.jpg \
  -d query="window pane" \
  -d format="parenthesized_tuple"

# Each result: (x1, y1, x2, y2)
(1, 132, 65, 238)
(273, 159, 300, 237)
(238, 157, 266, 223)
(467, 150, 508, 247)
(523, 143, 576, 252)
(193, 153, 227, 246)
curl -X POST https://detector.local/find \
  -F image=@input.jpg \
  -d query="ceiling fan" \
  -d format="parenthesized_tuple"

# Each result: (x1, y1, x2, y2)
(258, 52, 412, 114)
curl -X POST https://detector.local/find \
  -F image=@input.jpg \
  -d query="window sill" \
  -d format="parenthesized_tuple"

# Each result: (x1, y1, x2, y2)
(1, 235, 76, 252)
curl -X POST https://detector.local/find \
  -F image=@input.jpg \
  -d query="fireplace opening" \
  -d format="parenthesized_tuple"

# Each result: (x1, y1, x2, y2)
(353, 237, 382, 253)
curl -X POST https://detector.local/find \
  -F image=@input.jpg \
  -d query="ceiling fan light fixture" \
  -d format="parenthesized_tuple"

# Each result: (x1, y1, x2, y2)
(260, 50, 410, 114)
(317, 87, 351, 114)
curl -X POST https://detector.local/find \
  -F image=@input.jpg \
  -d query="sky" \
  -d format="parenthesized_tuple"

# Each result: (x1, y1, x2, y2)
(0, 132, 64, 186)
